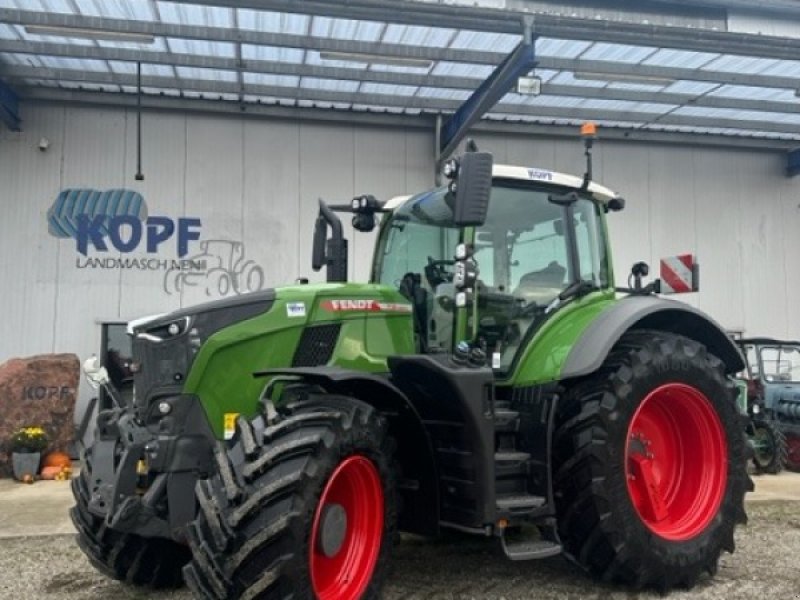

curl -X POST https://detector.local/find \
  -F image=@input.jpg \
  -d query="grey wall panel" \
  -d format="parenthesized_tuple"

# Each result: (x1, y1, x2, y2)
(242, 119, 302, 288)
(736, 151, 790, 338)
(53, 107, 126, 356)
(181, 115, 245, 307)
(0, 104, 63, 359)
(692, 149, 745, 330)
(297, 122, 355, 283)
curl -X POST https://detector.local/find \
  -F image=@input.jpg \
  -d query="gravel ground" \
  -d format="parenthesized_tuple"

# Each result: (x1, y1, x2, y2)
(0, 501, 798, 600)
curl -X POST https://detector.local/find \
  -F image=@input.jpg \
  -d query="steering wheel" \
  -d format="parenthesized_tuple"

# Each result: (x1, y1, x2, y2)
(425, 256, 455, 287)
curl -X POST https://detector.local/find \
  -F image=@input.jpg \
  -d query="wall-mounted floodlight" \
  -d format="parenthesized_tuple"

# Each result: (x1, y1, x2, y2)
(25, 25, 155, 44)
(516, 75, 542, 96)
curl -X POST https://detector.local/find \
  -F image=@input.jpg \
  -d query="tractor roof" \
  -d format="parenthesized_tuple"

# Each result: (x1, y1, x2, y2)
(384, 164, 621, 211)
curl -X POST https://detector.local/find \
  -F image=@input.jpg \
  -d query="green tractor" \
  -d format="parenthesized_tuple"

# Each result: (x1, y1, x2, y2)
(73, 134, 751, 599)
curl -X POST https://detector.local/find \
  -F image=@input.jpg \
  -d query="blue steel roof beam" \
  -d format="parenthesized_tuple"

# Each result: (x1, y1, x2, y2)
(0, 78, 20, 131)
(440, 31, 537, 159)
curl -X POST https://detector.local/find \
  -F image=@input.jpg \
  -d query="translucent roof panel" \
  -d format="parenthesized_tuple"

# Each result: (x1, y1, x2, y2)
(1, 0, 73, 13)
(701, 54, 780, 74)
(242, 45, 304, 64)
(174, 66, 238, 82)
(369, 63, 431, 75)
(301, 77, 360, 93)
(605, 81, 667, 92)
(382, 24, 456, 47)
(237, 9, 309, 35)
(311, 16, 384, 42)
(450, 30, 518, 52)
(157, 2, 234, 28)
(581, 42, 659, 63)
(108, 61, 174, 77)
(306, 50, 367, 70)
(38, 55, 109, 72)
(432, 62, 494, 79)
(663, 80, 719, 95)
(643, 48, 719, 69)
(550, 71, 607, 88)
(73, 0, 155, 20)
(417, 87, 471, 101)
(536, 37, 592, 59)
(0, 24, 19, 39)
(709, 85, 796, 102)
(244, 73, 299, 88)
(360, 82, 418, 96)
(166, 38, 236, 57)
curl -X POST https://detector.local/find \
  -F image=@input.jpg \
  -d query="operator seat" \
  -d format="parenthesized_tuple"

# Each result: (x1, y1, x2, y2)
(513, 261, 567, 306)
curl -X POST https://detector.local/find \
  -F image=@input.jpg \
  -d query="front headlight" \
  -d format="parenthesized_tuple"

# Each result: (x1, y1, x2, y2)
(752, 404, 760, 415)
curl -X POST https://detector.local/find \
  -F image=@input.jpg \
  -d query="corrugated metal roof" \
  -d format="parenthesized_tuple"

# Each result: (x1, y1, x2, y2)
(2, 0, 800, 141)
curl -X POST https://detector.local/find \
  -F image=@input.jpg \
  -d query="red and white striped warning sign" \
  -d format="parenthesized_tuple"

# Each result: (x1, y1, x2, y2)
(660, 254, 697, 294)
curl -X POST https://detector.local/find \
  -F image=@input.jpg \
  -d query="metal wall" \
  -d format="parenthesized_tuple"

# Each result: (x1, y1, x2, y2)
(1, 102, 798, 392)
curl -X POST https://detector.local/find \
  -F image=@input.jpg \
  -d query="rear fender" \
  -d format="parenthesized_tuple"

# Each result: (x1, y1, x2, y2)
(562, 295, 745, 380)
(256, 367, 439, 536)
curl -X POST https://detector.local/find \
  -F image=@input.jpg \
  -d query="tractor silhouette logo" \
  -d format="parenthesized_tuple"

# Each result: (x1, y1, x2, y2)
(163, 239, 265, 297)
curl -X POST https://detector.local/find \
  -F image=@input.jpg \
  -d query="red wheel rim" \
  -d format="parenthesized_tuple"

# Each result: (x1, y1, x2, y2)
(786, 432, 800, 472)
(625, 383, 728, 541)
(309, 455, 384, 600)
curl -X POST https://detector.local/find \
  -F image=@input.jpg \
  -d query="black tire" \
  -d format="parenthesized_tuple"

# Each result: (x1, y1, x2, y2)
(553, 330, 752, 591)
(183, 395, 396, 599)
(70, 448, 191, 588)
(751, 418, 787, 474)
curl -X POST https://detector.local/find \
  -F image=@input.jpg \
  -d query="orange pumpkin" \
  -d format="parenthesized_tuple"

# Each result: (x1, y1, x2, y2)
(40, 466, 62, 480)
(42, 452, 72, 470)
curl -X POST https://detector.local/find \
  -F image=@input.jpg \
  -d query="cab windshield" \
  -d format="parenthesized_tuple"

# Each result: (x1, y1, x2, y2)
(758, 345, 800, 383)
(372, 181, 609, 369)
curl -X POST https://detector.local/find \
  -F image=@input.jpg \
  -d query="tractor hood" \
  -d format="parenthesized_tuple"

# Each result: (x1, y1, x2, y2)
(131, 289, 276, 338)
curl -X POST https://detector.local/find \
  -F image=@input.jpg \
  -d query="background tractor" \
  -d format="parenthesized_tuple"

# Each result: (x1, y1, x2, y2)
(72, 131, 751, 599)
(736, 337, 799, 472)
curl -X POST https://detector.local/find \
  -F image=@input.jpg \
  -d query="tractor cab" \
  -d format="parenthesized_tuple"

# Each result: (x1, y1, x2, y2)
(371, 165, 621, 372)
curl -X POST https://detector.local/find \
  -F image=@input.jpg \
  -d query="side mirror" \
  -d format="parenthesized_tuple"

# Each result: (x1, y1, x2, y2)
(450, 151, 493, 227)
(311, 215, 326, 271)
(83, 356, 110, 389)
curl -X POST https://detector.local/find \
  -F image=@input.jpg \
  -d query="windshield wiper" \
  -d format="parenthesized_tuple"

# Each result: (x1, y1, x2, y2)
(545, 280, 598, 314)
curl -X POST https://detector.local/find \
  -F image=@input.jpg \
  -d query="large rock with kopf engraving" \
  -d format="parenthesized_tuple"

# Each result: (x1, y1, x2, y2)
(0, 354, 80, 477)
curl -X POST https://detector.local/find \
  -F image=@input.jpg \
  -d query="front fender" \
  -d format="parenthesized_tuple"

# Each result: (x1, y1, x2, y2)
(562, 295, 744, 379)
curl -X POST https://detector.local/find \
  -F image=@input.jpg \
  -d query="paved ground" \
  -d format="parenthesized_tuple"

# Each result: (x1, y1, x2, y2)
(0, 472, 798, 599)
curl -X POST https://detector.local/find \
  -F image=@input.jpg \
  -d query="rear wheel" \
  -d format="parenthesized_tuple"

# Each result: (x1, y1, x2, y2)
(751, 418, 787, 474)
(783, 424, 800, 472)
(70, 448, 190, 588)
(183, 395, 396, 599)
(553, 330, 751, 590)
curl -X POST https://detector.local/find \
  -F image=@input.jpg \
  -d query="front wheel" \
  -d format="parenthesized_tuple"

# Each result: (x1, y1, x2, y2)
(553, 330, 752, 591)
(751, 418, 787, 474)
(183, 395, 396, 599)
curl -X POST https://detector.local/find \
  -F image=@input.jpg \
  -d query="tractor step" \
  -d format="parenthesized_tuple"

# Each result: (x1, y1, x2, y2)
(494, 408, 520, 434)
(495, 451, 531, 495)
(500, 533, 562, 561)
(496, 494, 546, 512)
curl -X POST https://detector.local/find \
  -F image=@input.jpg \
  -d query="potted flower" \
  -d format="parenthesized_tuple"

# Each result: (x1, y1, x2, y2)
(9, 426, 49, 481)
